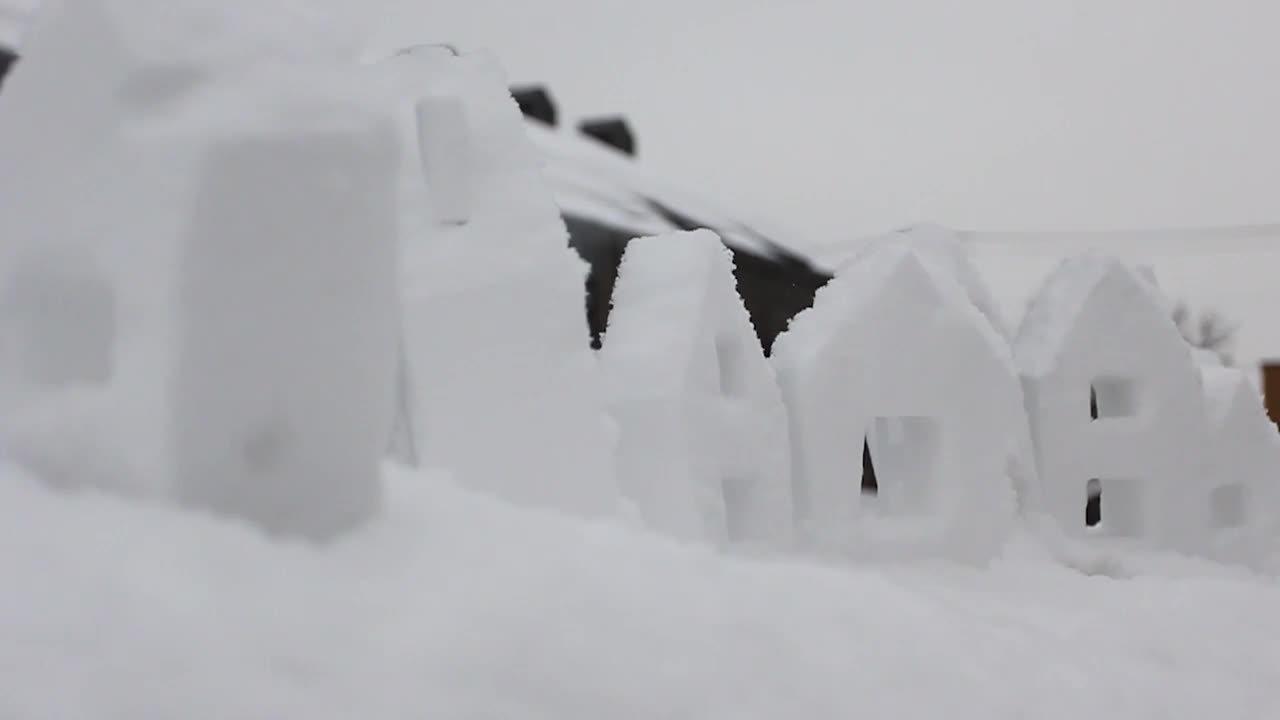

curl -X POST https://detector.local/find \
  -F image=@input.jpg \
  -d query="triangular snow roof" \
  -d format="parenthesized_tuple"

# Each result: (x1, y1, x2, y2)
(1014, 253, 1182, 378)
(959, 225, 1280, 373)
(773, 246, 1015, 378)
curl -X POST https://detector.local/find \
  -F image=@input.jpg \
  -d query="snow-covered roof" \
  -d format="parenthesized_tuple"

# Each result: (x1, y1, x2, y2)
(808, 222, 1280, 374)
(958, 225, 1280, 373)
(525, 121, 813, 263)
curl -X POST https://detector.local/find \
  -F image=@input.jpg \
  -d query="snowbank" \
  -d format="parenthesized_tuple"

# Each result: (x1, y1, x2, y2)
(3, 462, 1279, 719)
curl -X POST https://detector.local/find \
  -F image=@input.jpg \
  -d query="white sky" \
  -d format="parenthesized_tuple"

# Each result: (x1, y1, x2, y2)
(5, 0, 1278, 244)
(357, 0, 1280, 244)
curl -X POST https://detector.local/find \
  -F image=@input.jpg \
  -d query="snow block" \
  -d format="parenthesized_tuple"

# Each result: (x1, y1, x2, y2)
(1015, 254, 1212, 554)
(600, 230, 793, 547)
(772, 247, 1022, 564)
(170, 124, 401, 541)
(387, 48, 619, 517)
(1199, 367, 1280, 567)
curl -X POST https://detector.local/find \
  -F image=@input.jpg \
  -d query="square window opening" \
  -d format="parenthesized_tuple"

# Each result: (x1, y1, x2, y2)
(862, 416, 942, 514)
(1210, 484, 1247, 529)
(1091, 377, 1140, 419)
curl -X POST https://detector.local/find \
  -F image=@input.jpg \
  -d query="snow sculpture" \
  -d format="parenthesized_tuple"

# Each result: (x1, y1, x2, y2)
(600, 230, 792, 547)
(0, 1, 401, 519)
(0, 0, 193, 499)
(837, 224, 1041, 511)
(772, 247, 1022, 564)
(384, 47, 619, 517)
(1015, 254, 1211, 553)
(170, 120, 402, 541)
(1199, 367, 1280, 567)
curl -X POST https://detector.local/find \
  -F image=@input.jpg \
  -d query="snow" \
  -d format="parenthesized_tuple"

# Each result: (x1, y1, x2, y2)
(387, 47, 619, 517)
(1016, 255, 1215, 557)
(600, 229, 792, 546)
(0, 245, 114, 391)
(2, 2, 1280, 716)
(812, 223, 1009, 339)
(526, 121, 808, 262)
(962, 226, 1280, 377)
(169, 124, 402, 541)
(1199, 366, 1280, 566)
(772, 247, 1022, 565)
(4, 461, 1280, 719)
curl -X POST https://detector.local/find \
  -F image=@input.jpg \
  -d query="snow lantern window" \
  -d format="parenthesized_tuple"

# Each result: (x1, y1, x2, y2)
(1086, 478, 1144, 538)
(1, 248, 116, 390)
(1090, 376, 1139, 419)
(863, 416, 942, 515)
(1209, 484, 1246, 529)
(1085, 478, 1101, 527)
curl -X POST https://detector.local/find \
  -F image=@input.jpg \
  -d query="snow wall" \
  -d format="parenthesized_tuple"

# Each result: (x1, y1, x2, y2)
(0, 4, 1274, 569)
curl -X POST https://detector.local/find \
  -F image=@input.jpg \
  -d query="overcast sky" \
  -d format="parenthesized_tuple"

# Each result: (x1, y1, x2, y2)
(356, 0, 1280, 244)
(7, 0, 1278, 244)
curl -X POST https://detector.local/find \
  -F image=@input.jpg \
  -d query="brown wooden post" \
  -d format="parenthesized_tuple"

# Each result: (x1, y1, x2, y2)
(1260, 362, 1280, 427)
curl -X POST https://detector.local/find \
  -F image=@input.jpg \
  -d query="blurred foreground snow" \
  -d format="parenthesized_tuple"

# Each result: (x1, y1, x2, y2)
(2, 460, 1279, 719)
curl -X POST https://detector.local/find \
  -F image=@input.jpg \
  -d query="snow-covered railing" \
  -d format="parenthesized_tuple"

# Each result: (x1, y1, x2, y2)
(0, 1, 1275, 573)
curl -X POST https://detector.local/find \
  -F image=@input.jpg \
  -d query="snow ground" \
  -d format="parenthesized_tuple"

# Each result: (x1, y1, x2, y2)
(2, 459, 1278, 720)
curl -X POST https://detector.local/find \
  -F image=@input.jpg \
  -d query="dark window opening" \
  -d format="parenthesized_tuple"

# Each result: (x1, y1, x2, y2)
(1084, 478, 1142, 537)
(1091, 377, 1139, 419)
(862, 437, 878, 495)
(1085, 478, 1101, 527)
